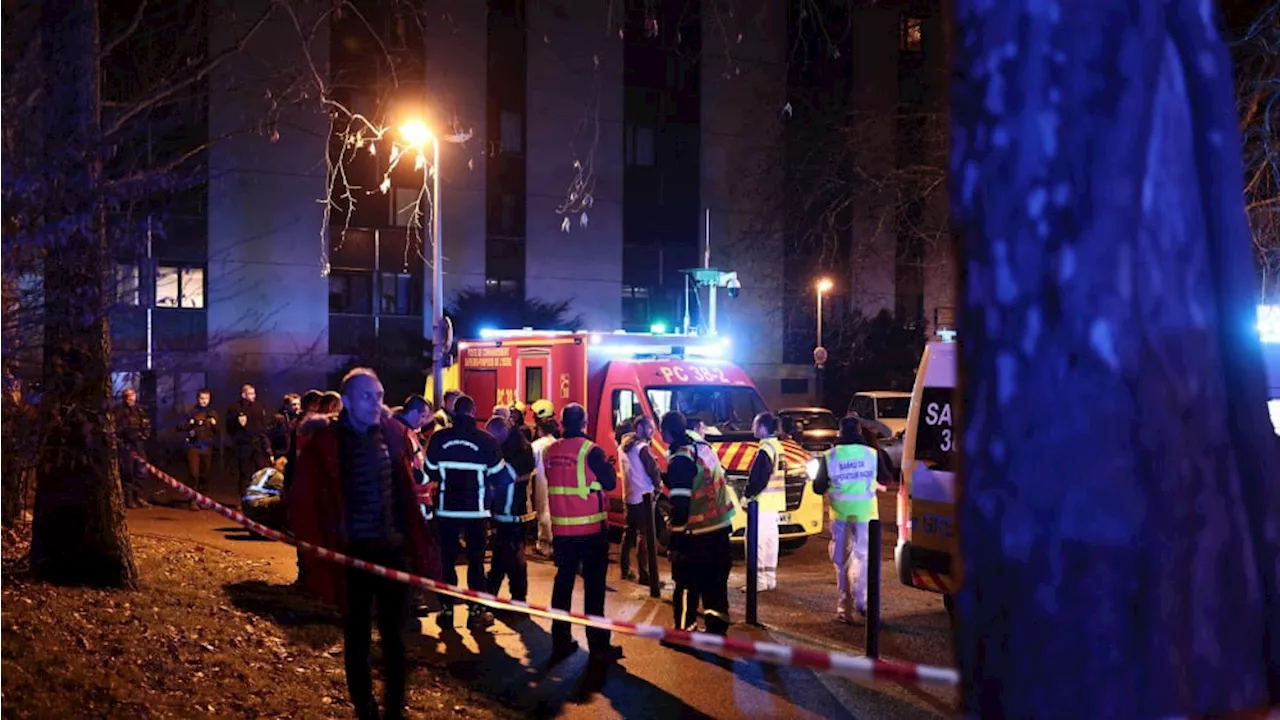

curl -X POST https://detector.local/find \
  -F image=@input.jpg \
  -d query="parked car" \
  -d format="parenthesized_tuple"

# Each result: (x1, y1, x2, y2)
(847, 390, 912, 479)
(777, 407, 839, 454)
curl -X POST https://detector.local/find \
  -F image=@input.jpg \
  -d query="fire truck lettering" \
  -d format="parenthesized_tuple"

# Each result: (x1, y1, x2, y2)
(672, 367, 688, 382)
(659, 367, 674, 382)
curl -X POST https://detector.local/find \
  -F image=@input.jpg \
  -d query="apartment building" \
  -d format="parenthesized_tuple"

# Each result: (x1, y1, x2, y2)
(110, 0, 950, 416)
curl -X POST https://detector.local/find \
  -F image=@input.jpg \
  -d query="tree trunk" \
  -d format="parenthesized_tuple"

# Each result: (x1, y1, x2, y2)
(30, 0, 138, 588)
(951, 1, 1280, 717)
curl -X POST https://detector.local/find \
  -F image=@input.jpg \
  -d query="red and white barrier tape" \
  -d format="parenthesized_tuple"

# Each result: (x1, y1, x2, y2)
(140, 457, 959, 689)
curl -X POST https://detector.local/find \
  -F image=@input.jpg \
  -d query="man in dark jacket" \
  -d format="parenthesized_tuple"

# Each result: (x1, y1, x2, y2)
(227, 384, 271, 504)
(178, 388, 219, 511)
(485, 416, 537, 603)
(424, 394, 509, 629)
(114, 387, 152, 508)
(268, 393, 301, 460)
(290, 368, 438, 720)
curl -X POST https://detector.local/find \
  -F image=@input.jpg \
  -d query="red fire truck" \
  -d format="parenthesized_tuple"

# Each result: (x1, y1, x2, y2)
(429, 329, 825, 550)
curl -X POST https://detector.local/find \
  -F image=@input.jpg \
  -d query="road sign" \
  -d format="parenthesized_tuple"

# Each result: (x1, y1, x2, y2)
(813, 346, 829, 367)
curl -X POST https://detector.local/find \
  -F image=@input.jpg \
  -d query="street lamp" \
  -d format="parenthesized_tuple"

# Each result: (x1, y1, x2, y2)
(814, 277, 833, 409)
(815, 277, 833, 363)
(398, 121, 445, 408)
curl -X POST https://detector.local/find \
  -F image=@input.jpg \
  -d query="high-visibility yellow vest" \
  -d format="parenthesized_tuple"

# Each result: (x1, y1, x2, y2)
(824, 443, 879, 522)
(754, 437, 788, 512)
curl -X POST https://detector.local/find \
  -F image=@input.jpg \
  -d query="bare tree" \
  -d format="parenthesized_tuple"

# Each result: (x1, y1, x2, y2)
(952, 0, 1280, 716)
(1232, 1, 1280, 300)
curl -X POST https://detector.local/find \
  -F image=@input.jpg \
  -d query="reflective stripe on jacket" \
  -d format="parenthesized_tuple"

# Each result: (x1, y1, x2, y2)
(754, 437, 788, 512)
(669, 446, 735, 534)
(544, 437, 606, 536)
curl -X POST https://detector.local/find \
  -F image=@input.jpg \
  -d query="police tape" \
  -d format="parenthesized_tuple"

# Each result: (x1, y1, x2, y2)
(139, 458, 960, 689)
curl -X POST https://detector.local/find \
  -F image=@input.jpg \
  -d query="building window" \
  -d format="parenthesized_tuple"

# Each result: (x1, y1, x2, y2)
(111, 372, 141, 397)
(378, 272, 422, 315)
(330, 270, 374, 314)
(156, 371, 207, 411)
(392, 187, 423, 227)
(156, 265, 204, 309)
(115, 264, 140, 306)
(524, 366, 544, 404)
(780, 378, 810, 396)
(625, 125, 655, 167)
(500, 111, 523, 154)
(621, 284, 651, 329)
(484, 277, 522, 297)
(901, 16, 923, 53)
(500, 193, 519, 233)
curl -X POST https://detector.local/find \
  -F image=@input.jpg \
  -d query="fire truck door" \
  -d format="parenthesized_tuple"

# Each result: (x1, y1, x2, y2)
(516, 349, 550, 408)
(465, 370, 498, 415)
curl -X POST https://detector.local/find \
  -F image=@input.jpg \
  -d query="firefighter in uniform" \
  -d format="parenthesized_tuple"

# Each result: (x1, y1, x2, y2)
(485, 416, 537, 603)
(543, 403, 621, 670)
(424, 394, 509, 629)
(661, 411, 735, 634)
(744, 412, 787, 592)
(814, 415, 890, 623)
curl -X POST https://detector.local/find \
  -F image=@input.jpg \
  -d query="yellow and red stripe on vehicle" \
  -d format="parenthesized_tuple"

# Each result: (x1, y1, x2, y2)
(648, 436, 811, 473)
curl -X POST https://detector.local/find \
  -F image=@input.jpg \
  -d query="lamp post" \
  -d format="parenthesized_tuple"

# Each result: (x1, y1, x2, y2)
(814, 277, 833, 407)
(399, 121, 445, 408)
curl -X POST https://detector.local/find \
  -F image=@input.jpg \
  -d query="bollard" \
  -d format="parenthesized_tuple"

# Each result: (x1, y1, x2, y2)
(643, 492, 660, 598)
(746, 498, 760, 626)
(866, 518, 882, 658)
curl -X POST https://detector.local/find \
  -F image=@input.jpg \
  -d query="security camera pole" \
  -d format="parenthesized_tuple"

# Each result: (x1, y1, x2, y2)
(679, 268, 741, 335)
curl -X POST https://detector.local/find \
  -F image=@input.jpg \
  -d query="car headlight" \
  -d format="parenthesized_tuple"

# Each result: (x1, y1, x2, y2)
(805, 457, 819, 480)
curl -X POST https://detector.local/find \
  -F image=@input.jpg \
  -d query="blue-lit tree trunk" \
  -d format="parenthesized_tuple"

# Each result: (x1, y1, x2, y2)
(951, 1, 1280, 717)
(29, 0, 138, 588)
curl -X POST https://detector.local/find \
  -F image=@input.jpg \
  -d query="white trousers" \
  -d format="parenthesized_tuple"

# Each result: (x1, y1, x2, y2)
(829, 519, 869, 614)
(534, 473, 552, 555)
(756, 510, 780, 591)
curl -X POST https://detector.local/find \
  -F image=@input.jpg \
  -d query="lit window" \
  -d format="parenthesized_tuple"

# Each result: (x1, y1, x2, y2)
(156, 266, 204, 309)
(500, 111, 523, 154)
(901, 17, 923, 52)
(112, 372, 140, 397)
(115, 264, 140, 306)
(180, 268, 204, 309)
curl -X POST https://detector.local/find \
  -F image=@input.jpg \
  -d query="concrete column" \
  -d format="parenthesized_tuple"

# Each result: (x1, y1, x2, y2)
(524, 0, 623, 331)
(700, 0, 788, 381)
(423, 1, 488, 314)
(846, 5, 901, 319)
(207, 0, 332, 398)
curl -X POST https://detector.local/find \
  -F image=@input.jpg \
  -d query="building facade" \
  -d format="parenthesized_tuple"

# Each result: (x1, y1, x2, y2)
(111, 0, 953, 418)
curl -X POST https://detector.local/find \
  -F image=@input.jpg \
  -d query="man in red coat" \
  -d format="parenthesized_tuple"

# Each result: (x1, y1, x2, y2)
(289, 368, 440, 720)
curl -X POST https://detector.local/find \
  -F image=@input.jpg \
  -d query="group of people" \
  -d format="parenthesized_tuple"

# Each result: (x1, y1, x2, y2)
(115, 367, 892, 719)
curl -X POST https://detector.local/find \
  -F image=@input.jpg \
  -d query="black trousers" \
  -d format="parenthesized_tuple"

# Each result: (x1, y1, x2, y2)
(235, 442, 267, 498)
(672, 528, 732, 633)
(117, 446, 147, 502)
(437, 516, 487, 610)
(551, 531, 610, 651)
(486, 521, 529, 601)
(185, 448, 212, 494)
(342, 544, 411, 720)
(620, 499, 653, 581)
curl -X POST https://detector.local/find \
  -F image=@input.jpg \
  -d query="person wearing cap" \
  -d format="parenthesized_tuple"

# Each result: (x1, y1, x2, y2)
(812, 414, 891, 623)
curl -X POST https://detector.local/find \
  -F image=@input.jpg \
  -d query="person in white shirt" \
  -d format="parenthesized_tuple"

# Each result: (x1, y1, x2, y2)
(618, 416, 660, 584)
(530, 417, 560, 558)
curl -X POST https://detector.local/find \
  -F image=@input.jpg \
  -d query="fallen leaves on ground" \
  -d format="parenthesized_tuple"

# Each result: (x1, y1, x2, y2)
(1, 534, 502, 719)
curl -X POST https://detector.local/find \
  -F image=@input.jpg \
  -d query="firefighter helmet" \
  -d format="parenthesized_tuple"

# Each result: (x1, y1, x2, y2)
(531, 398, 555, 420)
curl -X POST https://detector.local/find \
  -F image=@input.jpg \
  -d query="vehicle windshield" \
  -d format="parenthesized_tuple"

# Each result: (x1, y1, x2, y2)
(874, 397, 911, 419)
(646, 385, 767, 433)
(783, 411, 837, 431)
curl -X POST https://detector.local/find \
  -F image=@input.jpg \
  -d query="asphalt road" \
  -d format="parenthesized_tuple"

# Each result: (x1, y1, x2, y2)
(130, 488, 957, 719)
